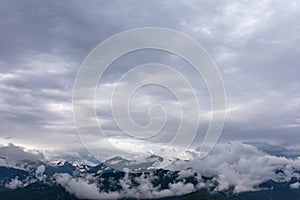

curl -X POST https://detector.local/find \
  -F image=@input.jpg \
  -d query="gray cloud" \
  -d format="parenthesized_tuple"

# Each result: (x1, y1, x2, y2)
(0, 143, 44, 162)
(170, 141, 300, 193)
(0, 0, 299, 156)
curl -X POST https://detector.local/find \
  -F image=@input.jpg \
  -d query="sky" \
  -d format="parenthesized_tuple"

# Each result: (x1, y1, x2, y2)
(0, 0, 300, 159)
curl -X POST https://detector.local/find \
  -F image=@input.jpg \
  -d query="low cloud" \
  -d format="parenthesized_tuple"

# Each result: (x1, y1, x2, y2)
(290, 182, 300, 189)
(5, 176, 24, 190)
(54, 172, 200, 199)
(0, 144, 44, 164)
(168, 142, 300, 193)
(52, 142, 300, 198)
(2, 142, 300, 198)
(55, 173, 122, 200)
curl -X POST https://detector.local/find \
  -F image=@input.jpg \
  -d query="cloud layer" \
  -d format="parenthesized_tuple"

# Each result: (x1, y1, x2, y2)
(1, 142, 300, 198)
(0, 0, 299, 153)
(52, 142, 300, 198)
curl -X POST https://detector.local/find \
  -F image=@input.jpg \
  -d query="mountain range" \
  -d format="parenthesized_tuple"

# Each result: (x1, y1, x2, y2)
(1, 153, 300, 200)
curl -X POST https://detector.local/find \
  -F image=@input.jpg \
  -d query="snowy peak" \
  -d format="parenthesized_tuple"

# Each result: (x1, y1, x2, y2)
(103, 155, 165, 171)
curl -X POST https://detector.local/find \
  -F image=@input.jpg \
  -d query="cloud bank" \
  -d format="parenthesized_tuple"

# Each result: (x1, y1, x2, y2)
(52, 142, 300, 198)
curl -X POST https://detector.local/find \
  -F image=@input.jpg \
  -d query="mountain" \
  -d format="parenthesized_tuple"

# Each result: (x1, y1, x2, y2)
(0, 182, 223, 200)
(44, 161, 77, 176)
(104, 155, 164, 171)
(1, 154, 300, 199)
(87, 163, 112, 173)
(2, 180, 300, 200)
(0, 159, 86, 191)
(0, 166, 30, 191)
(0, 182, 77, 200)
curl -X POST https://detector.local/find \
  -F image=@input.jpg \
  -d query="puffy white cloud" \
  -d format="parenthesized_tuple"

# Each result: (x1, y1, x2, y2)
(169, 182, 195, 196)
(58, 146, 291, 199)
(167, 142, 300, 193)
(290, 182, 300, 189)
(177, 168, 195, 179)
(54, 173, 121, 200)
(54, 172, 199, 199)
(36, 165, 46, 181)
(5, 176, 24, 190)
(5, 175, 37, 190)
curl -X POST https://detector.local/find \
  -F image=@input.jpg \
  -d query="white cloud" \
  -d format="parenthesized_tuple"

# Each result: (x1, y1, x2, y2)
(52, 142, 300, 197)
(168, 142, 300, 193)
(54, 173, 121, 200)
(5, 176, 24, 190)
(2, 142, 300, 197)
(177, 168, 195, 179)
(290, 182, 300, 189)
(36, 165, 46, 181)
(55, 171, 199, 199)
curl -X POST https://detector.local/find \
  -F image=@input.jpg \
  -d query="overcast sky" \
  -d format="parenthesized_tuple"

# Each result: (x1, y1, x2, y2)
(0, 0, 300, 157)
